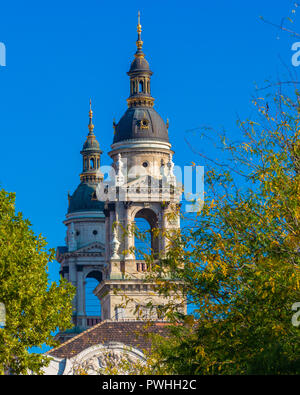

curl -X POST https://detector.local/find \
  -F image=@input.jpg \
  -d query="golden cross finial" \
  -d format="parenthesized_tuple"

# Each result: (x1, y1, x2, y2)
(88, 99, 94, 133)
(136, 11, 143, 52)
(89, 98, 93, 117)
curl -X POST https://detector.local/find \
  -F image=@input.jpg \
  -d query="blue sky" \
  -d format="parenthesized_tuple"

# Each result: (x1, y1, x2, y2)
(0, 1, 299, 284)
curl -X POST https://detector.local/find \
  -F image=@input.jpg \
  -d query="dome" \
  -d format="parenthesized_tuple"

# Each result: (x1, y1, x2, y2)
(68, 182, 104, 214)
(82, 137, 100, 151)
(113, 107, 169, 144)
(128, 56, 151, 74)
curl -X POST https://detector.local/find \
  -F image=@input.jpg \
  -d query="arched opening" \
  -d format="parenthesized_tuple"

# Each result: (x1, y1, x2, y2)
(134, 208, 159, 261)
(139, 80, 144, 93)
(90, 158, 95, 169)
(85, 270, 102, 327)
(134, 218, 151, 260)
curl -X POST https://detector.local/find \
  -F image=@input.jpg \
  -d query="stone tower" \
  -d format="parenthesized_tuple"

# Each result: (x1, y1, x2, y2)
(94, 13, 183, 321)
(57, 14, 184, 333)
(57, 102, 106, 330)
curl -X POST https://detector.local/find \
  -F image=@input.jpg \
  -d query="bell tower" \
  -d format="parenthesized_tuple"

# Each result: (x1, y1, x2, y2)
(80, 100, 103, 184)
(94, 13, 184, 321)
(127, 11, 154, 109)
(57, 102, 106, 332)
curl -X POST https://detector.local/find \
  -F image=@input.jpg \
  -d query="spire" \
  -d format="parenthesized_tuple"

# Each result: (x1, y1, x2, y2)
(83, 99, 99, 147)
(136, 11, 143, 56)
(80, 100, 103, 183)
(88, 99, 95, 134)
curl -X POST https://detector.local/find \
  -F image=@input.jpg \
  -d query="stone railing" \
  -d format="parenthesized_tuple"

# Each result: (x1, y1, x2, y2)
(86, 316, 101, 327)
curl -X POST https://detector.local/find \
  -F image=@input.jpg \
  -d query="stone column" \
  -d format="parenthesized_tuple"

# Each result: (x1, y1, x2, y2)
(105, 213, 110, 264)
(109, 210, 116, 258)
(76, 267, 85, 328)
(161, 203, 170, 256)
(124, 202, 134, 260)
(68, 260, 77, 326)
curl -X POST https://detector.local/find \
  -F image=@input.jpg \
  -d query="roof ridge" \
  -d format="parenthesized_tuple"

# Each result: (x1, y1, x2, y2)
(46, 319, 110, 355)
(46, 320, 169, 356)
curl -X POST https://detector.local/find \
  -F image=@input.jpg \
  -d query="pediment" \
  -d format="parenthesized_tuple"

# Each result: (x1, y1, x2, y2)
(75, 242, 105, 254)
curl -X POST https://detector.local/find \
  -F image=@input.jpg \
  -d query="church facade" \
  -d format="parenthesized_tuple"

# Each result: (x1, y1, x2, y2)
(44, 14, 184, 375)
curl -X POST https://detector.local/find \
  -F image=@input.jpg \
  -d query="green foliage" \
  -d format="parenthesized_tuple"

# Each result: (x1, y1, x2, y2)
(139, 90, 300, 374)
(0, 190, 75, 374)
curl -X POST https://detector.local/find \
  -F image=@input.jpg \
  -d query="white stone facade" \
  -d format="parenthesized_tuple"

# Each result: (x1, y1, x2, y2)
(43, 341, 145, 375)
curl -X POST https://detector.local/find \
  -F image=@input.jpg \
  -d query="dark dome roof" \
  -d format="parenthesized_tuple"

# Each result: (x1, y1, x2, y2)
(82, 138, 100, 151)
(129, 56, 151, 74)
(81, 131, 101, 153)
(68, 182, 104, 214)
(113, 107, 169, 144)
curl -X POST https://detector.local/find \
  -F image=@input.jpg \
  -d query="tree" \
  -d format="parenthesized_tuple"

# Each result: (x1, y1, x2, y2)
(0, 189, 75, 375)
(132, 88, 300, 374)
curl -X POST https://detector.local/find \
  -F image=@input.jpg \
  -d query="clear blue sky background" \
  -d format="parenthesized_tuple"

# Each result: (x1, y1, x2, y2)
(0, 0, 299, 325)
